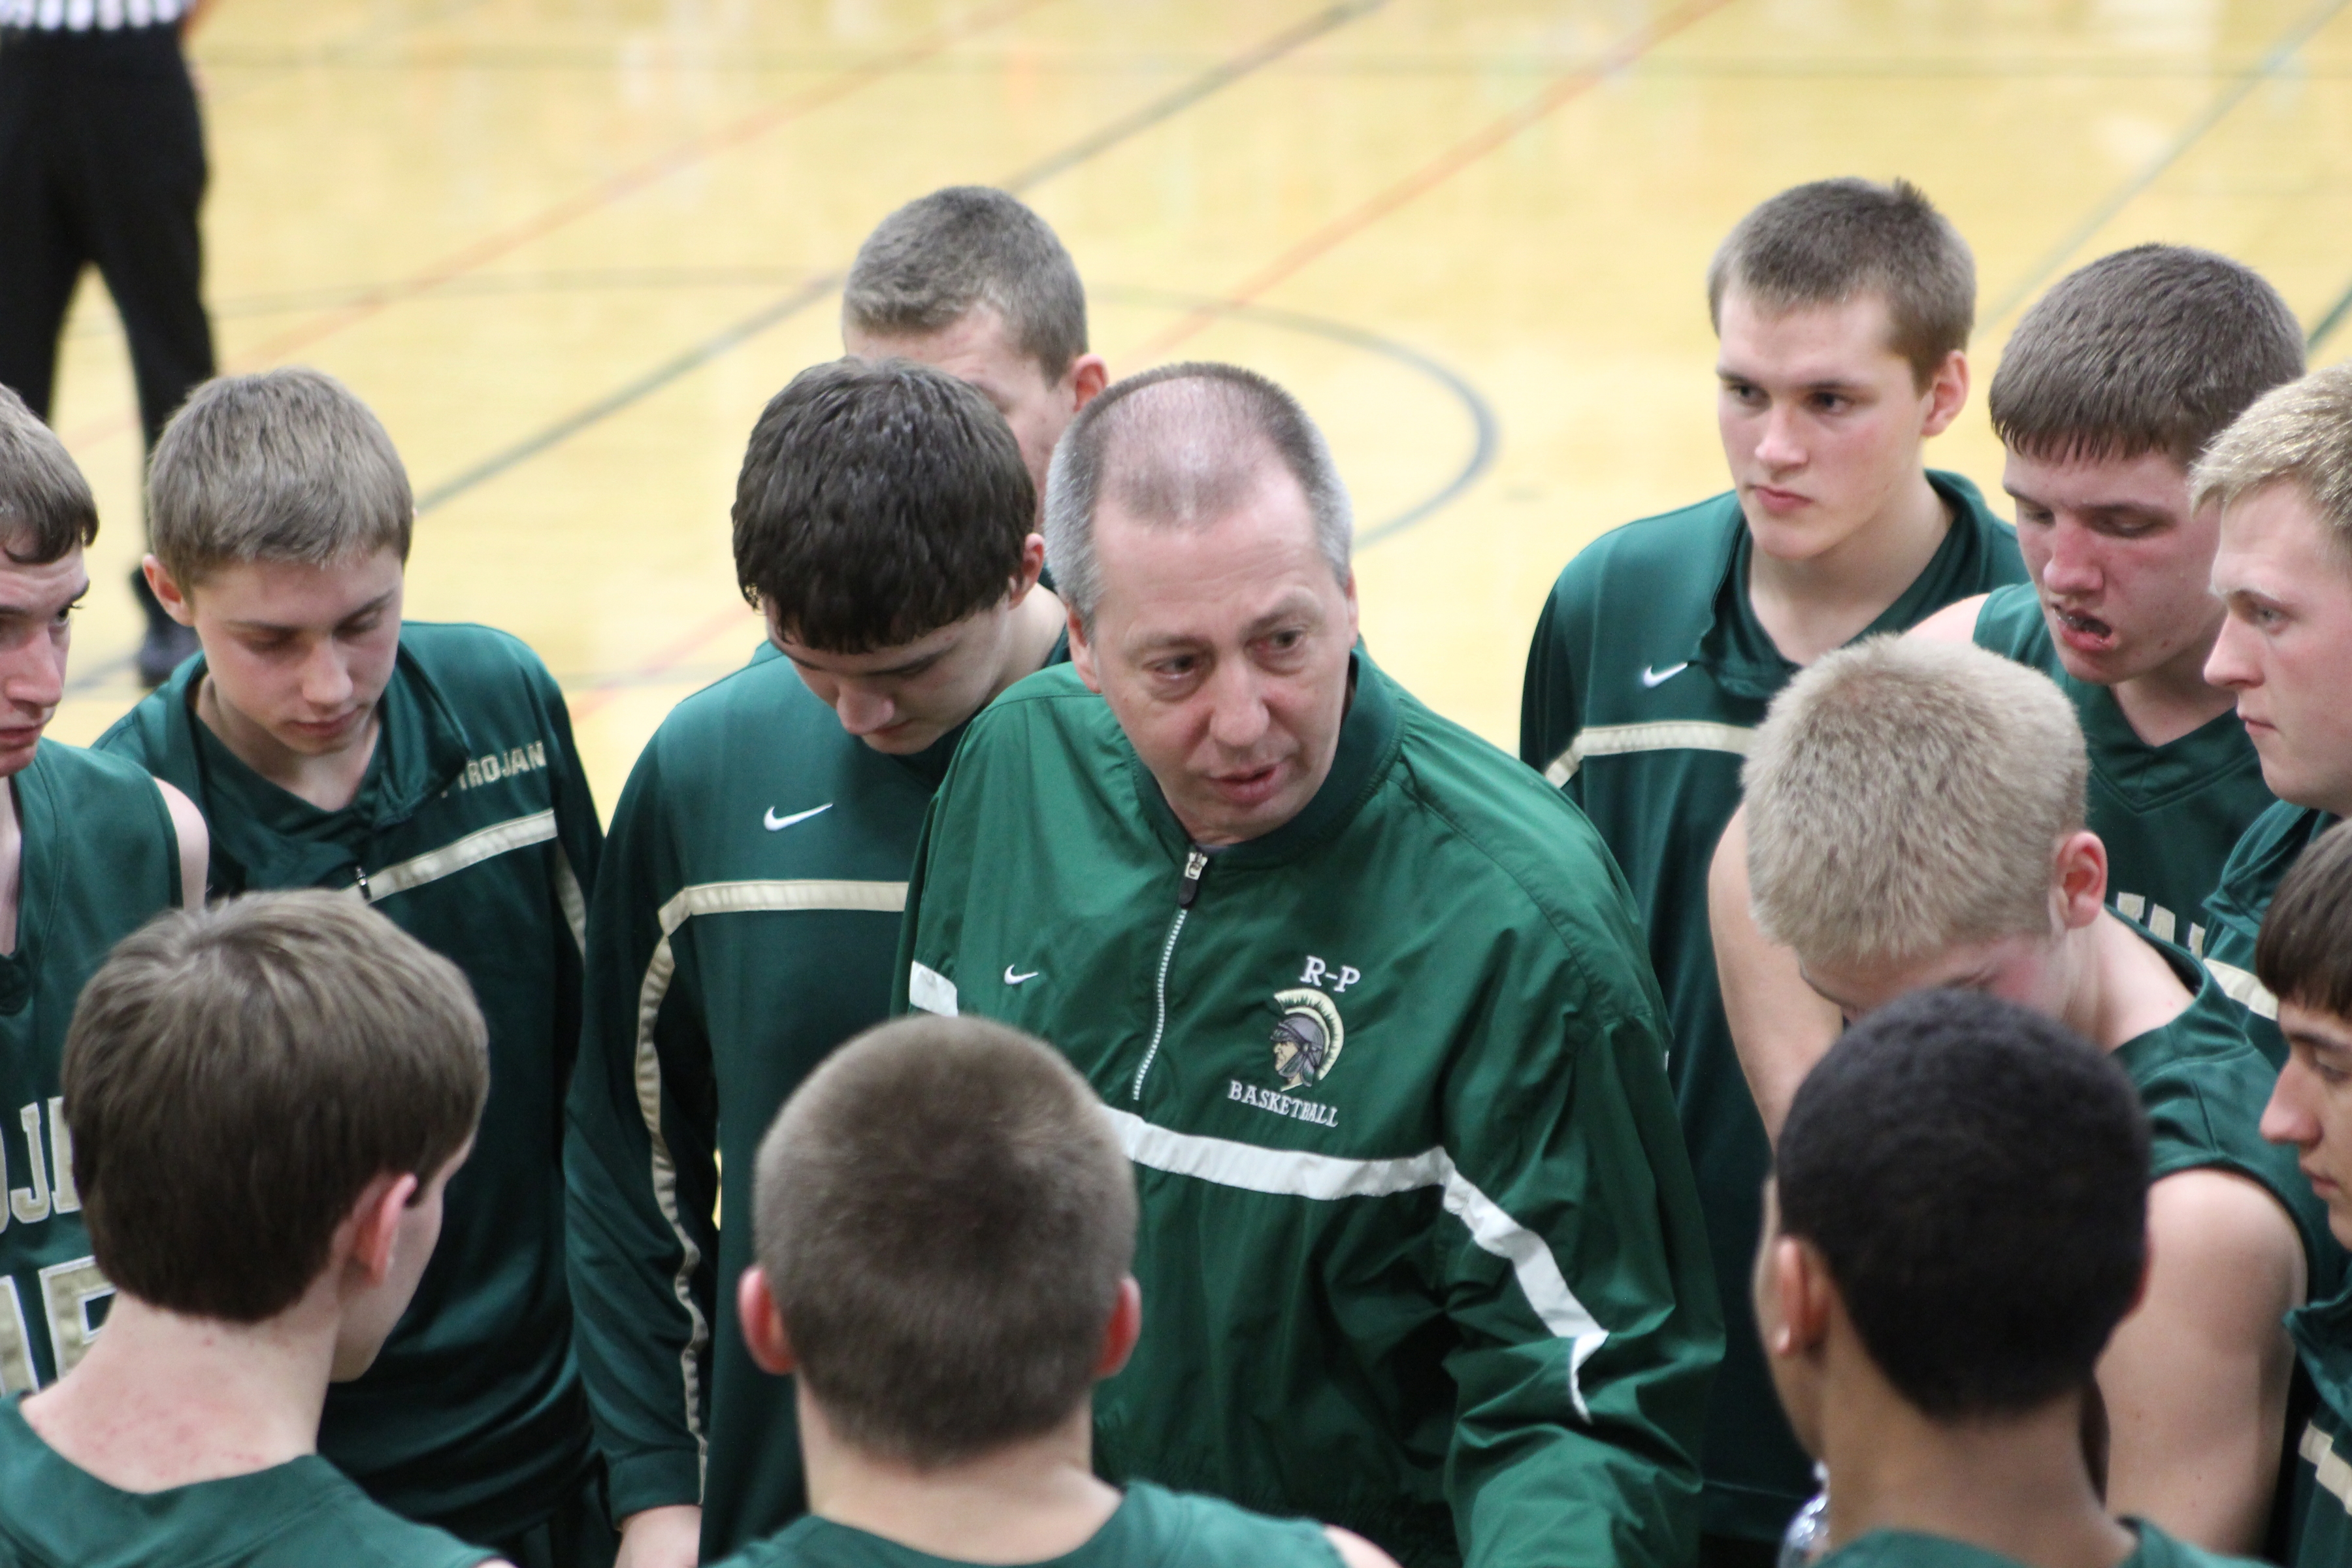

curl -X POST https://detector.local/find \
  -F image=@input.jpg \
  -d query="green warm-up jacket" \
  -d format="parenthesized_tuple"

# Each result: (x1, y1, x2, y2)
(893, 654, 1720, 1568)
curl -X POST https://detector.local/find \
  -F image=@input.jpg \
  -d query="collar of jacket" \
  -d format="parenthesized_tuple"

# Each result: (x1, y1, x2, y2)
(144, 640, 477, 884)
(1126, 645, 1403, 871)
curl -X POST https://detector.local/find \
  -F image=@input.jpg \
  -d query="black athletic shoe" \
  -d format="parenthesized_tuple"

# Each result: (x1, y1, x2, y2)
(131, 566, 199, 688)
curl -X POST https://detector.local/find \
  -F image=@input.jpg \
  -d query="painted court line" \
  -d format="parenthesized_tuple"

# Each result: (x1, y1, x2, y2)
(1981, 0, 2351, 329)
(1130, 0, 1743, 361)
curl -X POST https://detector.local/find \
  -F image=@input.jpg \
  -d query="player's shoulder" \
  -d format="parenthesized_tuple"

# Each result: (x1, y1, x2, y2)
(2219, 802, 2334, 904)
(287, 1460, 497, 1568)
(24, 736, 165, 801)
(655, 649, 834, 753)
(398, 620, 559, 697)
(1964, 580, 2048, 657)
(1547, 489, 1743, 604)
(2117, 1519, 2268, 1568)
(1114, 1480, 1347, 1566)
(955, 661, 1115, 760)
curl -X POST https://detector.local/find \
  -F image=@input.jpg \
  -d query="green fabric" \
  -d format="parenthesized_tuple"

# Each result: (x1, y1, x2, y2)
(1970, 583, 2272, 955)
(0, 743, 180, 1396)
(2202, 802, 2336, 1069)
(0, 1396, 493, 1568)
(704, 1481, 1341, 1568)
(2117, 928, 2338, 1296)
(94, 623, 604, 1546)
(896, 652, 1720, 1568)
(1518, 472, 2026, 1543)
(565, 656, 968, 1554)
(2287, 1275, 2352, 1565)
(1816, 1519, 2261, 1568)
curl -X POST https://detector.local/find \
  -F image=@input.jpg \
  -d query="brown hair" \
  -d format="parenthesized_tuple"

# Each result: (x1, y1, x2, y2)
(1991, 246, 2303, 469)
(0, 384, 97, 565)
(2257, 819, 2352, 1019)
(148, 367, 413, 591)
(844, 186, 1088, 381)
(63, 891, 487, 1323)
(1707, 178, 1975, 389)
(754, 1015, 1135, 1466)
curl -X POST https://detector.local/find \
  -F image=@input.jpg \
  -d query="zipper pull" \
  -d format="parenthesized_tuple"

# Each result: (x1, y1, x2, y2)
(1176, 847, 1209, 909)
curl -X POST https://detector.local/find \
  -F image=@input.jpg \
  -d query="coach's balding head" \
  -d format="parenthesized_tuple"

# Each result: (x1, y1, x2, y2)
(1043, 364, 1358, 847)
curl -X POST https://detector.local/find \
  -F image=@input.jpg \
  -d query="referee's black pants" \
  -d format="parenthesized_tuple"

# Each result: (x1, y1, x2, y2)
(0, 22, 215, 457)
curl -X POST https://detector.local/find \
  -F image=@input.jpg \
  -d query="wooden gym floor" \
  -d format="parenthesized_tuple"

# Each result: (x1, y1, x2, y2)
(38, 0, 2352, 810)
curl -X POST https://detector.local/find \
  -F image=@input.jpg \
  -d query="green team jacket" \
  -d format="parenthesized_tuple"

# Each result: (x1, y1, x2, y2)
(2202, 801, 2334, 1068)
(1818, 1520, 2259, 1568)
(0, 742, 182, 1396)
(95, 623, 602, 1545)
(566, 651, 1030, 1553)
(894, 653, 1720, 1568)
(2285, 1273, 2352, 1566)
(1971, 584, 2272, 956)
(0, 1396, 495, 1568)
(706, 1482, 1343, 1568)
(1518, 472, 2026, 1541)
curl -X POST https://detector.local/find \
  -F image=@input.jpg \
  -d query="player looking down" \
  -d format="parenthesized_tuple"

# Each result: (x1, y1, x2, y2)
(0, 385, 204, 1403)
(898, 361, 1718, 1568)
(97, 368, 609, 1565)
(1519, 177, 2024, 1556)
(0, 892, 504, 1568)
(1731, 636, 2319, 1552)
(566, 357, 1067, 1567)
(704, 1013, 1398, 1568)
(1759, 987, 2260, 1568)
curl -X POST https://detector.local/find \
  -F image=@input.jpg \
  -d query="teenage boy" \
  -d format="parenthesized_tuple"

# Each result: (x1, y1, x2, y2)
(900, 363, 1718, 1568)
(0, 384, 204, 1399)
(0, 891, 503, 1568)
(565, 357, 1067, 1567)
(707, 1013, 1399, 1568)
(94, 368, 608, 1564)
(841, 186, 1108, 505)
(1518, 176, 2024, 1554)
(1759, 987, 2258, 1568)
(2251, 819, 2352, 1565)
(1735, 636, 2319, 1552)
(2193, 363, 2352, 1063)
(1711, 246, 2303, 1132)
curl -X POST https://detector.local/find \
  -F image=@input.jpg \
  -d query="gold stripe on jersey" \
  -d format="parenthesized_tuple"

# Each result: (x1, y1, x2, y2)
(359, 808, 589, 954)
(2304, 1420, 2352, 1514)
(2208, 958, 2281, 1021)
(632, 878, 908, 1484)
(1544, 721, 1758, 787)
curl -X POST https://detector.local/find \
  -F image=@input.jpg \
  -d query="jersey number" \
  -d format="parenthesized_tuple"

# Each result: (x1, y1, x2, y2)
(0, 1258, 110, 1394)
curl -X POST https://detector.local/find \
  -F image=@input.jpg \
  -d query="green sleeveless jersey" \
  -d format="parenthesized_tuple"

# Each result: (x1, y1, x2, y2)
(2285, 1274, 2352, 1566)
(2120, 927, 2336, 1292)
(1818, 1520, 2260, 1568)
(1519, 472, 2026, 1544)
(0, 1395, 492, 1567)
(2201, 802, 2335, 1068)
(567, 640, 1062, 1556)
(0, 742, 180, 1397)
(95, 623, 603, 1546)
(706, 1482, 1342, 1568)
(1971, 583, 2272, 956)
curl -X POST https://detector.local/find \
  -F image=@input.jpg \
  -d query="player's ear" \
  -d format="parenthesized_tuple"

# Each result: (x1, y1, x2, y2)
(1068, 608, 1102, 693)
(1069, 353, 1109, 412)
(1007, 534, 1047, 607)
(736, 1265, 798, 1375)
(143, 555, 196, 628)
(342, 1170, 418, 1292)
(1094, 1275, 1143, 1379)
(1919, 348, 1969, 439)
(2053, 831, 2108, 931)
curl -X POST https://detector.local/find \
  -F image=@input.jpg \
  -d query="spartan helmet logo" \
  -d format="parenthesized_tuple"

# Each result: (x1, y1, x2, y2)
(1269, 988, 1346, 1090)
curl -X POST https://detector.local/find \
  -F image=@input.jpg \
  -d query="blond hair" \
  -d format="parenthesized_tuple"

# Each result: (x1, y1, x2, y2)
(1743, 638, 2087, 968)
(2191, 362, 2352, 557)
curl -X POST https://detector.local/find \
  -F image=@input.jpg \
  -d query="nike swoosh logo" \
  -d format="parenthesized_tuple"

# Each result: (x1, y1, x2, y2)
(1004, 966, 1041, 985)
(1641, 662, 1690, 689)
(764, 803, 833, 831)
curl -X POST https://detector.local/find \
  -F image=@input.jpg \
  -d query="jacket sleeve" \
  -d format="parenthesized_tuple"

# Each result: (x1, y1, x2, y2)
(1437, 945, 1719, 1568)
(562, 740, 721, 1520)
(1518, 576, 1588, 808)
(537, 668, 602, 1096)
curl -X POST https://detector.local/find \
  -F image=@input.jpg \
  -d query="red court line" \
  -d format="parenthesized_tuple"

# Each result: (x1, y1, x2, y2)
(1132, 0, 1742, 361)
(60, 0, 1062, 449)
(570, 605, 759, 721)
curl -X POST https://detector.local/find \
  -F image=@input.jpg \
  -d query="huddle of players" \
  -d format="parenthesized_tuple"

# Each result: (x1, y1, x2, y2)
(3, 173, 2352, 1568)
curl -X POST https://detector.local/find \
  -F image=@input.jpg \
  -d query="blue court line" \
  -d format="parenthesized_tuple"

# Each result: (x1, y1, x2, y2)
(2311, 278, 2352, 352)
(411, 0, 1392, 517)
(1983, 0, 2350, 329)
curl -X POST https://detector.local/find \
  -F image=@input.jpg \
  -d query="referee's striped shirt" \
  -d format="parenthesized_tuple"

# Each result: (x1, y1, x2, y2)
(0, 0, 186, 27)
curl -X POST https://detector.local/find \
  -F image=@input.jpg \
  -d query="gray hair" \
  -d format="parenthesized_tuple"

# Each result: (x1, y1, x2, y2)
(843, 187, 1087, 381)
(0, 384, 98, 565)
(2192, 363, 2352, 563)
(148, 367, 412, 589)
(1043, 363, 1352, 627)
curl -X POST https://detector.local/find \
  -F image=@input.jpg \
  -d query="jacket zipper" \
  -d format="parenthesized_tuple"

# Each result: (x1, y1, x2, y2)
(1131, 847, 1209, 1102)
